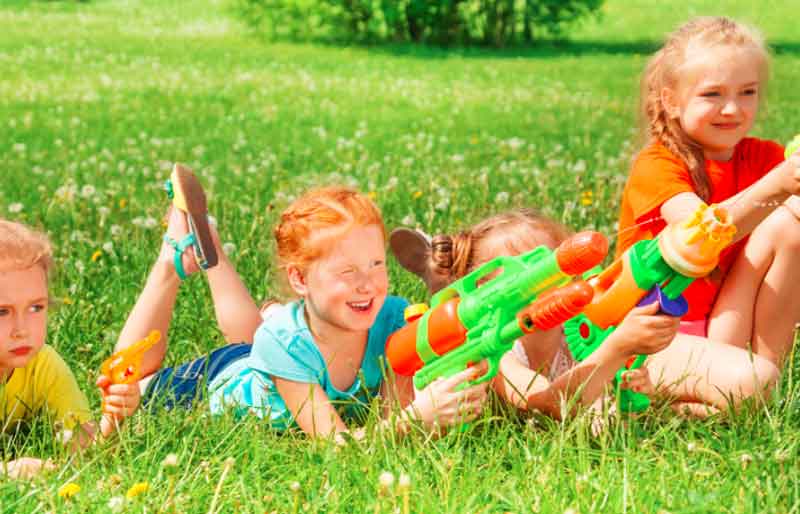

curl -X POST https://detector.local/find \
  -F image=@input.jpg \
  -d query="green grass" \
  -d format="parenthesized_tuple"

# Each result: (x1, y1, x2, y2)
(2, 0, 800, 512)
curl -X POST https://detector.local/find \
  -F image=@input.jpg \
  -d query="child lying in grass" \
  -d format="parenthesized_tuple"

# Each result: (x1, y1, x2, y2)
(0, 219, 140, 479)
(114, 166, 486, 440)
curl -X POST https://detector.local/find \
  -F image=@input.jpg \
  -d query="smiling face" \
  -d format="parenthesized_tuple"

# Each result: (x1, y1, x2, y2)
(288, 224, 388, 339)
(664, 45, 763, 161)
(0, 264, 49, 380)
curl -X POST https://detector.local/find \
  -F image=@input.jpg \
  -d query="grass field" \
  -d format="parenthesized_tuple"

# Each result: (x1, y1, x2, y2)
(2, 0, 800, 512)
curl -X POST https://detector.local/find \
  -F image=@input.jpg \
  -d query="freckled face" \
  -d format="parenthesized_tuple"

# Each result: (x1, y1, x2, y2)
(666, 46, 762, 161)
(0, 265, 49, 378)
(299, 224, 389, 335)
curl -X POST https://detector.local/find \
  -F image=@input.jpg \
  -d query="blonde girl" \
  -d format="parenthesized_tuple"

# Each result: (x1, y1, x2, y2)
(615, 16, 800, 414)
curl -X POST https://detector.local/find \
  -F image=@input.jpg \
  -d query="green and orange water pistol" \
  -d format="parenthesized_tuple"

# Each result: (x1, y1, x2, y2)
(386, 231, 609, 390)
(565, 203, 736, 412)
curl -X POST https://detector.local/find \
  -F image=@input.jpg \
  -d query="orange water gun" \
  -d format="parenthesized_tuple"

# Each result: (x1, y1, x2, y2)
(565, 203, 736, 412)
(101, 330, 161, 385)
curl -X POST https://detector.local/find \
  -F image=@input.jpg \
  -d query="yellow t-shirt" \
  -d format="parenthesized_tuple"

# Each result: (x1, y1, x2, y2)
(1, 345, 91, 431)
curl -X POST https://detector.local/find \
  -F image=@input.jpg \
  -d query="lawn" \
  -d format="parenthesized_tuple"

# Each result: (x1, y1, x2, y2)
(1, 0, 800, 512)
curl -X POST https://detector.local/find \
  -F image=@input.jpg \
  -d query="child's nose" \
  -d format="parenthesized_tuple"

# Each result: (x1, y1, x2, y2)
(721, 98, 741, 115)
(10, 315, 28, 339)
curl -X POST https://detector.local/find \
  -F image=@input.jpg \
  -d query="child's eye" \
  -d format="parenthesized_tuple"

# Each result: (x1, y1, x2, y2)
(700, 91, 720, 98)
(340, 268, 355, 275)
(0, 308, 9, 316)
(371, 259, 385, 268)
(29, 304, 46, 313)
(741, 88, 757, 96)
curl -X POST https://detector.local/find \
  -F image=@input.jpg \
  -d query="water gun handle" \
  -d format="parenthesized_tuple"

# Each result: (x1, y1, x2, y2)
(616, 354, 650, 413)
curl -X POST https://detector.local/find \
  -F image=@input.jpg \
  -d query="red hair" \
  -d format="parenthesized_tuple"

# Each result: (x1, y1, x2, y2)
(274, 186, 385, 273)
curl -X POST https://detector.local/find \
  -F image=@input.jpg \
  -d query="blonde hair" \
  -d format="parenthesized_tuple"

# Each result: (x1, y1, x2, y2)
(639, 16, 769, 201)
(274, 186, 385, 273)
(430, 208, 570, 280)
(0, 219, 53, 278)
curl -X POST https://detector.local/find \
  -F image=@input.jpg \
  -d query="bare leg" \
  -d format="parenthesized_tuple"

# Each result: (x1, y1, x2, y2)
(708, 208, 800, 364)
(646, 333, 779, 413)
(206, 250, 261, 344)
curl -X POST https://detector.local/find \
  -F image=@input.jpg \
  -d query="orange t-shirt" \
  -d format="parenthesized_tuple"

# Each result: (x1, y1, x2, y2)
(617, 137, 785, 320)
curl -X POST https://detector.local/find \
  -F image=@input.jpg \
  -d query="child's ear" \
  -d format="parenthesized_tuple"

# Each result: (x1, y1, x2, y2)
(660, 87, 680, 119)
(286, 265, 308, 297)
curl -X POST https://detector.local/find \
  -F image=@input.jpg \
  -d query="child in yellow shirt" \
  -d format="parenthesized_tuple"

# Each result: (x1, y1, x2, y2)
(0, 219, 140, 479)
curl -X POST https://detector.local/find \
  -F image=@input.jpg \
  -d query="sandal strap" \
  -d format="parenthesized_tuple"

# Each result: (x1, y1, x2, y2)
(164, 233, 196, 280)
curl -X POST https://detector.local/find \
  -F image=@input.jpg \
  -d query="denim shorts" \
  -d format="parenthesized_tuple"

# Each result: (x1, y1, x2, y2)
(143, 343, 251, 409)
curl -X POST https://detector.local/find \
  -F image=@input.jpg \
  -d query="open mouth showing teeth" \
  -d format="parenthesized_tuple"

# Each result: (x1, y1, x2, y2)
(347, 299, 373, 312)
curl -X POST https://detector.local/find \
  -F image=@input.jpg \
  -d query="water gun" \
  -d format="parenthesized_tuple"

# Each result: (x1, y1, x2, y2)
(386, 231, 609, 390)
(564, 203, 736, 412)
(101, 330, 161, 385)
(786, 134, 800, 158)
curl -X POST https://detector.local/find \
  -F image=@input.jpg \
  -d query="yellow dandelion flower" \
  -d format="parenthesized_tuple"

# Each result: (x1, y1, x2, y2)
(469, 136, 478, 145)
(62, 296, 74, 305)
(367, 191, 377, 200)
(91, 250, 102, 262)
(580, 190, 594, 206)
(126, 481, 149, 499)
(412, 191, 423, 199)
(58, 482, 81, 499)
(119, 198, 127, 209)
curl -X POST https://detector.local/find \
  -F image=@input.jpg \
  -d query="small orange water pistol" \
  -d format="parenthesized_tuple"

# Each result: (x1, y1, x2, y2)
(101, 330, 161, 384)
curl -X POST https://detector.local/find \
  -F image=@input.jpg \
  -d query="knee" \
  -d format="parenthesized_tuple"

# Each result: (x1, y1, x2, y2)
(725, 355, 779, 406)
(761, 208, 800, 254)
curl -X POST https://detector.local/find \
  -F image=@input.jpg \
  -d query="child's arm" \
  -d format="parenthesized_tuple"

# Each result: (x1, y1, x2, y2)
(275, 367, 488, 442)
(1, 458, 56, 480)
(662, 148, 800, 240)
(495, 302, 677, 419)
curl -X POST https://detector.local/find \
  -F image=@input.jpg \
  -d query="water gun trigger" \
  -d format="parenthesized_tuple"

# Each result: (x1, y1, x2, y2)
(637, 285, 688, 318)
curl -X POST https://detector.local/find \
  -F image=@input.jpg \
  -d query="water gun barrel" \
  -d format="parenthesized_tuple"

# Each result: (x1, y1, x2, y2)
(517, 281, 595, 333)
(101, 330, 161, 384)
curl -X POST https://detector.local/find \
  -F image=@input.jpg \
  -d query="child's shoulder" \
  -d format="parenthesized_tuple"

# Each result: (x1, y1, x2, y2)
(254, 301, 309, 347)
(736, 137, 785, 163)
(633, 141, 686, 168)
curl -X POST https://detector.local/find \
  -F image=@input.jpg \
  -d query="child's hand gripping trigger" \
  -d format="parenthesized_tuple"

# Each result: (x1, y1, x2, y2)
(101, 330, 161, 384)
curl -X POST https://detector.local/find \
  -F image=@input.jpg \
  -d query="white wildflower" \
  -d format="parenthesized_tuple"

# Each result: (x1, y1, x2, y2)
(8, 203, 23, 213)
(107, 495, 124, 512)
(495, 191, 510, 203)
(81, 184, 96, 198)
(102, 242, 114, 253)
(222, 242, 236, 256)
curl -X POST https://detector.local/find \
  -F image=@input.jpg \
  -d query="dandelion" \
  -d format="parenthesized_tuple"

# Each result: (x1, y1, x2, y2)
(367, 191, 377, 200)
(386, 176, 399, 189)
(495, 191, 510, 204)
(290, 481, 301, 514)
(102, 242, 114, 253)
(126, 481, 149, 499)
(451, 154, 464, 163)
(81, 185, 96, 198)
(107, 495, 124, 512)
(580, 191, 594, 206)
(62, 296, 73, 305)
(378, 471, 394, 492)
(739, 453, 753, 470)
(398, 473, 411, 514)
(401, 214, 415, 226)
(8, 203, 23, 213)
(143, 217, 158, 229)
(119, 198, 127, 209)
(98, 206, 111, 217)
(12, 143, 26, 153)
(222, 242, 236, 256)
(162, 453, 179, 468)
(469, 136, 479, 145)
(507, 137, 524, 152)
(91, 250, 102, 262)
(58, 482, 80, 499)
(110, 224, 122, 237)
(572, 160, 587, 173)
(412, 191, 423, 200)
(687, 442, 697, 453)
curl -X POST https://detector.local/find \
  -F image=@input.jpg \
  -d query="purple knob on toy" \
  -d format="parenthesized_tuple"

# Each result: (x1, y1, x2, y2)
(637, 285, 688, 317)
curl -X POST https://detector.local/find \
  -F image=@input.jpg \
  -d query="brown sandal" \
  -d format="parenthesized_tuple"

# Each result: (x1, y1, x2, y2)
(165, 164, 218, 275)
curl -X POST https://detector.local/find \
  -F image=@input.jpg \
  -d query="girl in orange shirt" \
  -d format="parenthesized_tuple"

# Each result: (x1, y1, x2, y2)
(617, 17, 800, 415)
